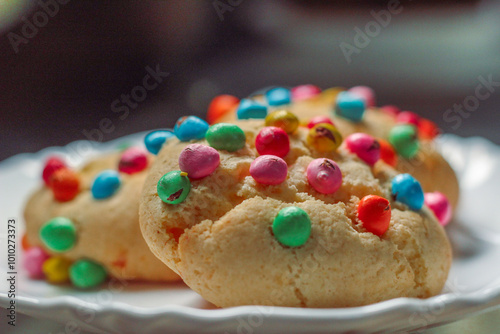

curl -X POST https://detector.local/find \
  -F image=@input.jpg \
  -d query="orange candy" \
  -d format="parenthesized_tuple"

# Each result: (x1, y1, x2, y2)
(378, 139, 397, 167)
(418, 119, 440, 140)
(357, 195, 391, 236)
(22, 233, 31, 250)
(207, 95, 240, 124)
(49, 168, 80, 202)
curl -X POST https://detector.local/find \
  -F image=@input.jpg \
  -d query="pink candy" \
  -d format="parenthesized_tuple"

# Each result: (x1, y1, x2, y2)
(380, 105, 400, 117)
(345, 133, 381, 166)
(118, 148, 148, 174)
(306, 158, 342, 194)
(307, 116, 335, 129)
(348, 86, 376, 108)
(24, 246, 49, 278)
(250, 155, 288, 185)
(424, 192, 452, 226)
(396, 111, 420, 127)
(291, 84, 322, 101)
(179, 144, 220, 179)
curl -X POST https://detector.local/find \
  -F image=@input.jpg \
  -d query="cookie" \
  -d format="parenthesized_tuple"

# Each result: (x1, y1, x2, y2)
(139, 118, 452, 308)
(24, 148, 180, 287)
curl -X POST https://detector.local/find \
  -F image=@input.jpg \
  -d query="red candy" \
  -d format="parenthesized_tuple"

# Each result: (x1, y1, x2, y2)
(378, 139, 398, 167)
(357, 195, 391, 236)
(49, 168, 80, 202)
(118, 147, 148, 174)
(380, 105, 400, 117)
(207, 94, 240, 124)
(42, 157, 66, 186)
(255, 126, 290, 158)
(418, 119, 440, 140)
(396, 111, 420, 127)
(307, 116, 335, 129)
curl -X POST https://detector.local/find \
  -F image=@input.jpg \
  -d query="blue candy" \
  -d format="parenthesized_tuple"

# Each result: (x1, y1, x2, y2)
(174, 116, 209, 142)
(391, 174, 424, 211)
(335, 91, 366, 122)
(91, 170, 121, 199)
(266, 87, 291, 106)
(144, 130, 174, 155)
(237, 99, 268, 119)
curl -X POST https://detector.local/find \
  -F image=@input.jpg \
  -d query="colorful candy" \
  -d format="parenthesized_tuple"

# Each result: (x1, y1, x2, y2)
(174, 116, 209, 142)
(391, 174, 424, 211)
(236, 99, 268, 119)
(307, 115, 335, 129)
(49, 168, 80, 202)
(250, 155, 288, 185)
(91, 170, 121, 199)
(23, 247, 49, 278)
(40, 217, 77, 252)
(396, 111, 420, 127)
(255, 127, 290, 158)
(206, 123, 246, 152)
(69, 259, 107, 289)
(265, 110, 299, 134)
(306, 158, 342, 194)
(424, 192, 452, 226)
(418, 119, 440, 140)
(291, 84, 321, 101)
(389, 124, 420, 159)
(272, 206, 311, 247)
(357, 195, 391, 236)
(144, 130, 174, 155)
(42, 156, 66, 186)
(378, 139, 398, 167)
(21, 233, 31, 251)
(348, 86, 376, 108)
(179, 144, 220, 179)
(380, 105, 400, 117)
(307, 123, 343, 152)
(344, 133, 380, 166)
(207, 94, 240, 124)
(118, 147, 148, 174)
(265, 87, 291, 106)
(42, 256, 72, 283)
(157, 171, 191, 204)
(335, 91, 366, 122)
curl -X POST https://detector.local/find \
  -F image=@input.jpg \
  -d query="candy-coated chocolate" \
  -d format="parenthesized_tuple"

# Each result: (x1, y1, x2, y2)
(391, 174, 424, 211)
(272, 206, 311, 247)
(265, 87, 292, 106)
(237, 99, 268, 119)
(91, 170, 121, 199)
(307, 123, 343, 152)
(291, 84, 321, 101)
(335, 91, 366, 122)
(157, 171, 191, 204)
(42, 256, 72, 283)
(250, 155, 288, 185)
(396, 111, 420, 127)
(255, 126, 290, 158)
(179, 144, 220, 179)
(40, 217, 77, 252)
(42, 157, 66, 186)
(424, 192, 452, 226)
(389, 124, 420, 159)
(23, 247, 49, 278)
(207, 94, 240, 124)
(118, 147, 148, 174)
(174, 116, 209, 142)
(265, 110, 299, 134)
(307, 115, 335, 129)
(306, 158, 342, 194)
(418, 119, 440, 140)
(206, 123, 246, 152)
(49, 168, 80, 202)
(348, 86, 376, 108)
(144, 130, 174, 155)
(378, 139, 398, 167)
(357, 195, 391, 236)
(345, 133, 381, 166)
(69, 259, 107, 289)
(22, 233, 31, 251)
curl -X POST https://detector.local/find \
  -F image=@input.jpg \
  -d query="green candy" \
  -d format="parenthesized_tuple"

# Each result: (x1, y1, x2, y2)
(157, 171, 191, 204)
(272, 207, 311, 247)
(39, 217, 77, 252)
(389, 124, 420, 159)
(69, 259, 107, 289)
(206, 123, 246, 152)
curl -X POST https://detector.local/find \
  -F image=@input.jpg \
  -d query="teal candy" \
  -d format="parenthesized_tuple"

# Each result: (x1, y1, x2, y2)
(69, 259, 107, 288)
(145, 130, 174, 155)
(39, 217, 77, 252)
(206, 123, 246, 152)
(391, 174, 424, 211)
(174, 116, 209, 142)
(266, 87, 291, 106)
(272, 207, 311, 247)
(91, 170, 121, 199)
(157, 171, 191, 204)
(237, 99, 268, 119)
(334, 91, 366, 122)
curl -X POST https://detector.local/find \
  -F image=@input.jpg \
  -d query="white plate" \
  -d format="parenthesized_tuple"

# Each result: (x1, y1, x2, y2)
(1, 133, 500, 334)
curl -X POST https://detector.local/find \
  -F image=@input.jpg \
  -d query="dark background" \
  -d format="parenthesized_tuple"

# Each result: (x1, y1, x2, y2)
(1, 0, 499, 161)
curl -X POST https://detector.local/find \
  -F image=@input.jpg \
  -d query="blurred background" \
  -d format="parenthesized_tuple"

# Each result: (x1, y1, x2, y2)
(1, 0, 499, 161)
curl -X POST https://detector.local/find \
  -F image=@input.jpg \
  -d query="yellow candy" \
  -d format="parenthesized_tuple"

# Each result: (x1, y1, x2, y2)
(307, 123, 343, 152)
(42, 256, 71, 283)
(265, 110, 299, 134)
